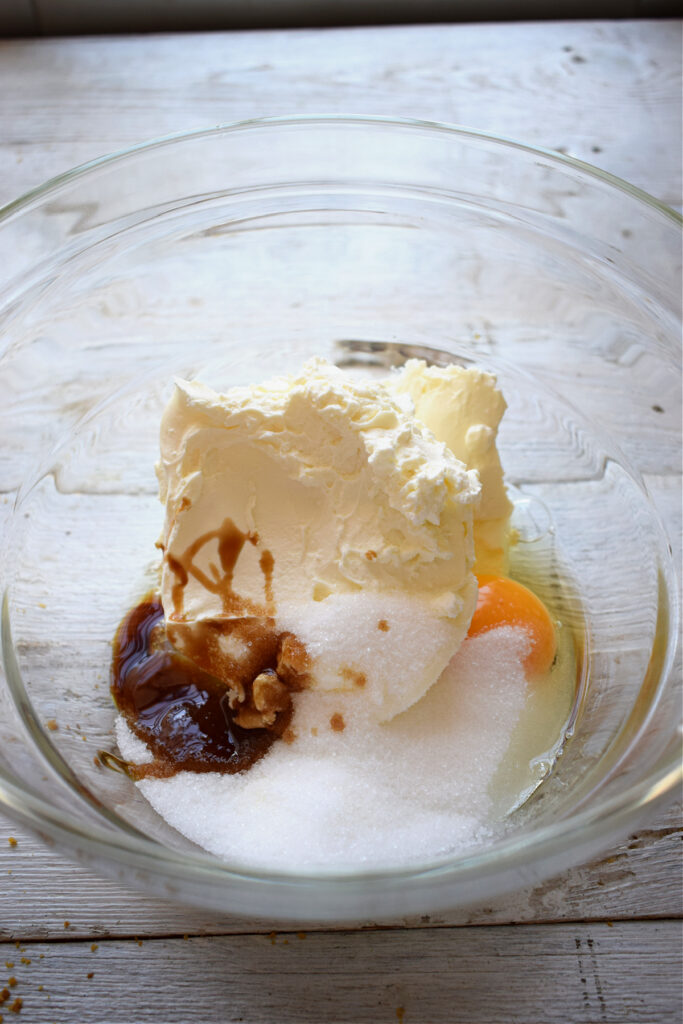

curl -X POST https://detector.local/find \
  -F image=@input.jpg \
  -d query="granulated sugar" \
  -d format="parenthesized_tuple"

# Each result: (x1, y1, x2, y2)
(277, 590, 471, 722)
(116, 626, 532, 870)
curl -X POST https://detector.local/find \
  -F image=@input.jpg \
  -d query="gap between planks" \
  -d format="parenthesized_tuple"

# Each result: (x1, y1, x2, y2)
(0, 913, 681, 947)
(0, 921, 681, 1024)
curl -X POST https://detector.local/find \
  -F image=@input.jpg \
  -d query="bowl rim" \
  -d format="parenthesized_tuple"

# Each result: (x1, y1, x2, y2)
(0, 113, 681, 227)
(0, 113, 681, 904)
(0, 743, 679, 889)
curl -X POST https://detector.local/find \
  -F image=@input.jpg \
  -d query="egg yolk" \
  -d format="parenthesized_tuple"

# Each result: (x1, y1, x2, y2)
(468, 574, 557, 678)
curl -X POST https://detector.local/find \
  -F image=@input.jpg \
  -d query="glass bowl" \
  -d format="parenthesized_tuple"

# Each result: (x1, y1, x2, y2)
(0, 116, 680, 921)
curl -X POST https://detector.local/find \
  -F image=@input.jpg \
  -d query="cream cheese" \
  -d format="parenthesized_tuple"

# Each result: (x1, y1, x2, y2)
(156, 358, 486, 721)
(389, 359, 513, 573)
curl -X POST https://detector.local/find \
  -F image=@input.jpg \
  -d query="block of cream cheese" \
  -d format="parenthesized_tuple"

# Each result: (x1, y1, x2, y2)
(156, 359, 482, 722)
(389, 359, 513, 573)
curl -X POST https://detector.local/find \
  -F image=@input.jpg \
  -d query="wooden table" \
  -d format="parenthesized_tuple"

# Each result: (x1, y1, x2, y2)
(0, 20, 681, 1023)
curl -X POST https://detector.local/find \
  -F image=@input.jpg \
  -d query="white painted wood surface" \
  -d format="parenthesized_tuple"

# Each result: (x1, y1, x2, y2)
(0, 922, 681, 1024)
(0, 21, 681, 209)
(0, 20, 681, 1024)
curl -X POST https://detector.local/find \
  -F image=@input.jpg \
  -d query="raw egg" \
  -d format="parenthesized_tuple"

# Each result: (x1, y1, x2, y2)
(468, 574, 557, 678)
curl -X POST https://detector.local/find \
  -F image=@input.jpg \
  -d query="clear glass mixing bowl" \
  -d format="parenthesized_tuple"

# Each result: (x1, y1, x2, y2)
(0, 116, 680, 921)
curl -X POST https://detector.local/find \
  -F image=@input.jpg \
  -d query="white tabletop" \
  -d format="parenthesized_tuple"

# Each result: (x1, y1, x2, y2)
(0, 20, 681, 1024)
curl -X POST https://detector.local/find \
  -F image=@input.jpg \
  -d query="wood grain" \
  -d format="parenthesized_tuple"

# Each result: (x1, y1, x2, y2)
(0, 21, 680, 1024)
(0, 21, 681, 210)
(1, 800, 680, 940)
(0, 921, 681, 1023)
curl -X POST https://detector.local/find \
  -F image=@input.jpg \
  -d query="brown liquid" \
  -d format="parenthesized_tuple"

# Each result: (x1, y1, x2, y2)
(110, 595, 292, 779)
(166, 517, 265, 619)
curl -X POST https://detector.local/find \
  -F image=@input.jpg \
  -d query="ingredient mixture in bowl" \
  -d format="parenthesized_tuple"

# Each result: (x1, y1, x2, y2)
(110, 358, 577, 869)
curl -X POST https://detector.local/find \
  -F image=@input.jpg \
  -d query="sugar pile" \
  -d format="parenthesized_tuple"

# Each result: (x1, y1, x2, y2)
(277, 591, 467, 722)
(116, 626, 531, 870)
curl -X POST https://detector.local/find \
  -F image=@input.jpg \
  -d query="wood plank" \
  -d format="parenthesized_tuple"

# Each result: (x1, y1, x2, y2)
(0, 21, 680, 209)
(0, 921, 680, 1023)
(1, 800, 680, 939)
(645, 473, 683, 570)
(0, 26, 680, 1019)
